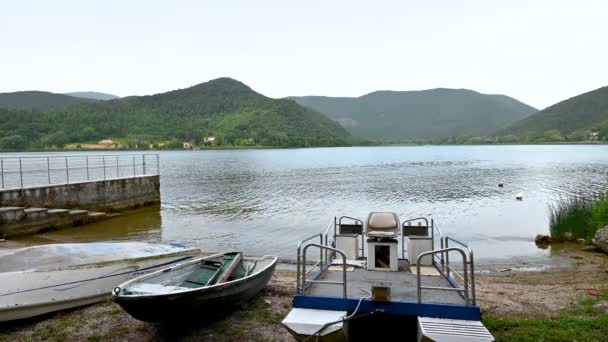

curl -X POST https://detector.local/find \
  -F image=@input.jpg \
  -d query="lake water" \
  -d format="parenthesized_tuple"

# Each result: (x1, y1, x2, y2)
(4, 145, 608, 271)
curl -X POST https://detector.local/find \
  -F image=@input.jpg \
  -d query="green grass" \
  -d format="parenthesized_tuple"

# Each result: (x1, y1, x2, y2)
(549, 194, 608, 240)
(483, 289, 608, 341)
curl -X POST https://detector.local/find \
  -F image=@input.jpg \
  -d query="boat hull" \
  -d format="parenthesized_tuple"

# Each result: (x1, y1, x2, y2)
(114, 257, 277, 323)
(0, 243, 201, 322)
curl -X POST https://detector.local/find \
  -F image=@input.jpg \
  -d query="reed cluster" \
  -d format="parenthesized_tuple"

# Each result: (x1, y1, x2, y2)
(549, 193, 608, 240)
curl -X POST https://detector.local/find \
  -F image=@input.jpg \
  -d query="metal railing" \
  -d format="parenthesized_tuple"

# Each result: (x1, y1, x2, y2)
(301, 243, 348, 298)
(296, 233, 323, 295)
(444, 236, 476, 305)
(417, 247, 470, 306)
(0, 154, 159, 189)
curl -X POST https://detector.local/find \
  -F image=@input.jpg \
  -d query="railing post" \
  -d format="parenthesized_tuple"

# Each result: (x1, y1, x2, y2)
(296, 247, 301, 294)
(19, 158, 23, 189)
(156, 154, 159, 175)
(102, 156, 106, 180)
(1, 158, 4, 188)
(319, 235, 323, 269)
(301, 249, 307, 294)
(116, 156, 119, 178)
(65, 157, 69, 184)
(133, 155, 136, 176)
(47, 157, 51, 184)
(142, 155, 147, 175)
(86, 156, 90, 180)
(470, 249, 476, 305)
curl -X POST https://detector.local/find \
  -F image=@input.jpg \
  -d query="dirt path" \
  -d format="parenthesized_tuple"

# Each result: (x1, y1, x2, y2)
(1, 247, 607, 341)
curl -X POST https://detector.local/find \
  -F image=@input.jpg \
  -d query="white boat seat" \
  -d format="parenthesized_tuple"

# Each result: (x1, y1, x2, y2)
(128, 283, 189, 295)
(366, 212, 400, 238)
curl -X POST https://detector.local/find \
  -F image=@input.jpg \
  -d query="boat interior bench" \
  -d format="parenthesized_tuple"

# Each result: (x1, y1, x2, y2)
(182, 252, 244, 288)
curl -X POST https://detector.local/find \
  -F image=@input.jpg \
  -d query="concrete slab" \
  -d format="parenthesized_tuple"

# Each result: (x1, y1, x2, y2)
(0, 207, 25, 213)
(24, 208, 48, 214)
(47, 209, 70, 214)
(87, 212, 106, 217)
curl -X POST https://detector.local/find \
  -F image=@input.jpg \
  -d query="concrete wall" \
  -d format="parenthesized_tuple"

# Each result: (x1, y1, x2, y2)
(0, 175, 160, 212)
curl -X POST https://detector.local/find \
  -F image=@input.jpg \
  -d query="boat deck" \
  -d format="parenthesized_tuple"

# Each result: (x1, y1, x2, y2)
(294, 259, 480, 321)
(306, 261, 464, 305)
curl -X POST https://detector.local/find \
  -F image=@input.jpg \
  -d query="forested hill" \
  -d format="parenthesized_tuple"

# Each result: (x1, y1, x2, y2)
(0, 91, 97, 110)
(289, 89, 536, 141)
(0, 78, 351, 150)
(496, 86, 608, 141)
(65, 92, 120, 101)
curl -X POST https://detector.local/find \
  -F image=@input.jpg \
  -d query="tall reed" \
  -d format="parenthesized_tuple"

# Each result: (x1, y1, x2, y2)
(549, 193, 608, 240)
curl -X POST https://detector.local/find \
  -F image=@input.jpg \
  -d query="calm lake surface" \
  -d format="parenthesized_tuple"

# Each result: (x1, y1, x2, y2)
(4, 145, 608, 270)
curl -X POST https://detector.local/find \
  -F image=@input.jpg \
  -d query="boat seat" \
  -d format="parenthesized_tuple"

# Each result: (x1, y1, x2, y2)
(366, 212, 400, 239)
(128, 283, 189, 295)
(182, 253, 243, 288)
(182, 260, 222, 287)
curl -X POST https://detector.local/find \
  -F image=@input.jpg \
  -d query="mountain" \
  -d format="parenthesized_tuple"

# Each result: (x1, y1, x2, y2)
(0, 78, 351, 149)
(289, 89, 536, 141)
(65, 91, 120, 101)
(497, 86, 608, 141)
(0, 91, 97, 110)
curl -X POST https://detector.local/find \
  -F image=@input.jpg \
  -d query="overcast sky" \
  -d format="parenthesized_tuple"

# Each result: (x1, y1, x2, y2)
(1, 0, 606, 109)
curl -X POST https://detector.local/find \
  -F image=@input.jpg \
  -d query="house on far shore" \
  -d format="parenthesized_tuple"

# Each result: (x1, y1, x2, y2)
(98, 139, 114, 145)
(203, 136, 216, 144)
(590, 132, 600, 141)
(183, 142, 193, 149)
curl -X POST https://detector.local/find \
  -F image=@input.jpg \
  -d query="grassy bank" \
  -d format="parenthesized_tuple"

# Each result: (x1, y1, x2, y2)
(549, 193, 608, 240)
(483, 289, 608, 341)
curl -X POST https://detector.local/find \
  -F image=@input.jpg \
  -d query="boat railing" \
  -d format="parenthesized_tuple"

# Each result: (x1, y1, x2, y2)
(296, 233, 323, 295)
(322, 217, 337, 266)
(444, 236, 476, 305)
(417, 247, 470, 306)
(433, 221, 446, 274)
(301, 243, 348, 298)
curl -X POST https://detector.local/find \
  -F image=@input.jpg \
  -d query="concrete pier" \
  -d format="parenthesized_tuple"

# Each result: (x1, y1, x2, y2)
(0, 175, 160, 212)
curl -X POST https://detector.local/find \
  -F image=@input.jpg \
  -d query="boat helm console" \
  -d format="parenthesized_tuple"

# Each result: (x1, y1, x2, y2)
(365, 212, 400, 272)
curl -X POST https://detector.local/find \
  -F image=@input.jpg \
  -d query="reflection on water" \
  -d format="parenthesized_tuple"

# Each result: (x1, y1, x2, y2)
(11, 206, 162, 245)
(3, 145, 608, 268)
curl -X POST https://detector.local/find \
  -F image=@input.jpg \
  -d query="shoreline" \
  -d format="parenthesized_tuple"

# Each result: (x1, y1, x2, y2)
(1, 142, 608, 154)
(0, 245, 606, 341)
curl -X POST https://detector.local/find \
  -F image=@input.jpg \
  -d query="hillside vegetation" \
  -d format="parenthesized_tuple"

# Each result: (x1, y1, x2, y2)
(0, 78, 351, 150)
(289, 89, 536, 141)
(497, 86, 608, 142)
(0, 91, 97, 110)
(66, 92, 120, 101)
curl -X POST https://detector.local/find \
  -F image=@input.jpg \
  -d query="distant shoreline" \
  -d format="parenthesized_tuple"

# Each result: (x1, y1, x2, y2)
(1, 141, 607, 153)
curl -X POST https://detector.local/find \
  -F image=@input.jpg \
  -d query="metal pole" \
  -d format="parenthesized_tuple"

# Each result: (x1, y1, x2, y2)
(103, 156, 106, 180)
(47, 157, 51, 184)
(116, 156, 119, 178)
(133, 155, 136, 176)
(156, 154, 159, 175)
(86, 156, 90, 180)
(19, 158, 23, 189)
(65, 157, 69, 184)
(1, 158, 4, 188)
(142, 155, 147, 175)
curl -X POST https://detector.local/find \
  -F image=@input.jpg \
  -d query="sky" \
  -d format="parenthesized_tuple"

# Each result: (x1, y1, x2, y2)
(1, 0, 607, 109)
